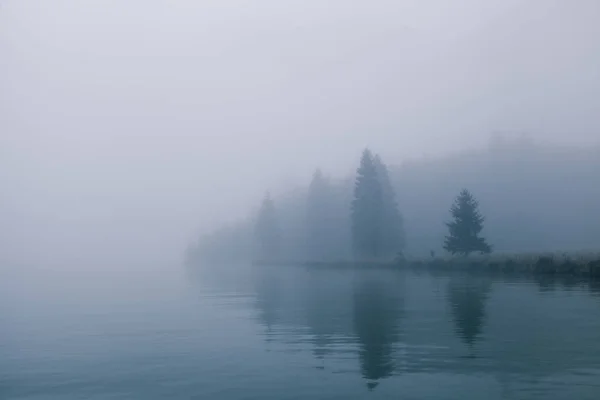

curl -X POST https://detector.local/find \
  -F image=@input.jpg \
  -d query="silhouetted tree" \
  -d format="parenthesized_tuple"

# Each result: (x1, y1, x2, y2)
(374, 155, 405, 258)
(254, 193, 281, 262)
(444, 189, 492, 256)
(351, 149, 384, 260)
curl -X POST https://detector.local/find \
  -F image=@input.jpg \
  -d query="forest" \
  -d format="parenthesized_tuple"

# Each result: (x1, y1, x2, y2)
(189, 137, 600, 265)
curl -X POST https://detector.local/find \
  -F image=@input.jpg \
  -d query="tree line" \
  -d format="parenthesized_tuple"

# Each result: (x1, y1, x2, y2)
(192, 139, 600, 264)
(254, 148, 491, 263)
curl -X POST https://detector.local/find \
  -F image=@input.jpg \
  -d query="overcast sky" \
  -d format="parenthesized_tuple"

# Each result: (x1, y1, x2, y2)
(2, 0, 599, 267)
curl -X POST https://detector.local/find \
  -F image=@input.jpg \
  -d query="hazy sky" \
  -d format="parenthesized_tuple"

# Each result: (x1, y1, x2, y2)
(2, 0, 599, 266)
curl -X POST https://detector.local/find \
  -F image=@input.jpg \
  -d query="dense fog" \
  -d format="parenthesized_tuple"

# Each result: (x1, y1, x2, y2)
(2, 0, 600, 269)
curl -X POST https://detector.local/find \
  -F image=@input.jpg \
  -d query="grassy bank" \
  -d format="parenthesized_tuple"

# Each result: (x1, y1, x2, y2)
(298, 252, 600, 277)
(408, 252, 600, 277)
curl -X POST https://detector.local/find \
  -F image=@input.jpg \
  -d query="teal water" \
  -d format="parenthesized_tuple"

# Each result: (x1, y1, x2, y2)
(3, 265, 600, 399)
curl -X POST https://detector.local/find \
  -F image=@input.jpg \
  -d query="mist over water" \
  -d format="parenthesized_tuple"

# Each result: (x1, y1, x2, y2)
(2, 0, 600, 398)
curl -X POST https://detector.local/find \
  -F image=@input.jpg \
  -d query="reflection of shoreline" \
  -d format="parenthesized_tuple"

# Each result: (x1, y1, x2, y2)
(247, 266, 600, 387)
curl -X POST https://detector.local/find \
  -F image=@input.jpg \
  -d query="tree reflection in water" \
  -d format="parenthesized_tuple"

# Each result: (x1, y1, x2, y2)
(352, 271, 404, 389)
(447, 276, 492, 351)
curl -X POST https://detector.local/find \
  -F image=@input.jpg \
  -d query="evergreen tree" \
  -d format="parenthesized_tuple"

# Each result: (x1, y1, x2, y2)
(351, 149, 384, 259)
(373, 155, 405, 258)
(254, 192, 280, 262)
(306, 169, 333, 261)
(444, 189, 492, 256)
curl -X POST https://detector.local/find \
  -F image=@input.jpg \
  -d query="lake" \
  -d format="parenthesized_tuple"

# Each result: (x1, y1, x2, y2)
(3, 264, 600, 399)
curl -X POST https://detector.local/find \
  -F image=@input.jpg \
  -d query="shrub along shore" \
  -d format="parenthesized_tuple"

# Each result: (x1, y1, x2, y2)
(297, 252, 600, 277)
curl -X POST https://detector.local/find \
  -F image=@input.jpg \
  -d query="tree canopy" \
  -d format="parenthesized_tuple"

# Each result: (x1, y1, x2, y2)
(351, 149, 405, 261)
(444, 189, 492, 256)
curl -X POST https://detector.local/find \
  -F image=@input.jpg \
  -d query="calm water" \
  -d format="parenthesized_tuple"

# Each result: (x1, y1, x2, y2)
(3, 264, 600, 399)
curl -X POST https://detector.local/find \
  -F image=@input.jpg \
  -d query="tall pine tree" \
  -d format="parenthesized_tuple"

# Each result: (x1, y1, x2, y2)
(351, 149, 384, 260)
(374, 155, 405, 258)
(254, 192, 281, 262)
(444, 189, 492, 256)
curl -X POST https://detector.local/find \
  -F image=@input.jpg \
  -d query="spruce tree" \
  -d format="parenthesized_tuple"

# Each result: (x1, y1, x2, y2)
(444, 189, 492, 256)
(254, 192, 280, 262)
(351, 149, 384, 260)
(374, 155, 405, 258)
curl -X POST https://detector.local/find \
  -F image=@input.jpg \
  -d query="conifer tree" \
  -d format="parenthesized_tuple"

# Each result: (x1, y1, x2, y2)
(444, 189, 492, 256)
(351, 149, 384, 259)
(374, 155, 405, 258)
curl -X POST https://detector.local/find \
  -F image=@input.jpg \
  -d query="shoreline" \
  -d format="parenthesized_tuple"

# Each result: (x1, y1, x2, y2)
(288, 253, 600, 277)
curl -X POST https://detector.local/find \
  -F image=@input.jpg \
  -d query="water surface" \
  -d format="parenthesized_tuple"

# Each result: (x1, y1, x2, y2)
(3, 265, 600, 399)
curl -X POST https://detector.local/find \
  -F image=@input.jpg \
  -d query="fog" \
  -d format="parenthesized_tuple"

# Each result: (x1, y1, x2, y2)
(2, 0, 600, 268)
